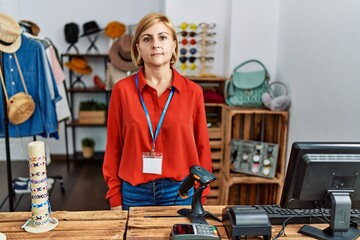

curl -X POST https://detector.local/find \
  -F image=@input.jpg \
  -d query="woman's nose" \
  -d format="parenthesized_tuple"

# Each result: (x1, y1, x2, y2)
(152, 39, 161, 49)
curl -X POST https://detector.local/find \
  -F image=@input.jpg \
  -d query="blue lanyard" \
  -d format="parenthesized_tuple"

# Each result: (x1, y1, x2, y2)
(135, 74, 174, 153)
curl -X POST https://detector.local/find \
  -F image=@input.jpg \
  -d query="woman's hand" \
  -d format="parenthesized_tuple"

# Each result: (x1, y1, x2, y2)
(111, 206, 122, 210)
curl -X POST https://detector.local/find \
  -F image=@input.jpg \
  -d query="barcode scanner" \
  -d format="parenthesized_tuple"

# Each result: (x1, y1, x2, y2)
(177, 165, 221, 224)
(178, 165, 216, 198)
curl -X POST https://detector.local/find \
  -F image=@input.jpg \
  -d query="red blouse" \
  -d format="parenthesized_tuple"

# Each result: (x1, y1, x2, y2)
(103, 67, 212, 207)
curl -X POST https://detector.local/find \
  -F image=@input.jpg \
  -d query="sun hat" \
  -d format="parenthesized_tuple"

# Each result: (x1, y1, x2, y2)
(0, 13, 22, 53)
(109, 34, 138, 72)
(64, 22, 79, 44)
(80, 21, 103, 37)
(104, 21, 126, 39)
(19, 20, 40, 36)
(64, 57, 92, 75)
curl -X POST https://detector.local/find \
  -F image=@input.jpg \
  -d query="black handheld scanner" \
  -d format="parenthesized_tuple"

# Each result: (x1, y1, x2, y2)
(178, 165, 216, 198)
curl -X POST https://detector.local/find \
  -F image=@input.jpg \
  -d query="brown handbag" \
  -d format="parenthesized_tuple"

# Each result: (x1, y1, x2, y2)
(0, 53, 36, 125)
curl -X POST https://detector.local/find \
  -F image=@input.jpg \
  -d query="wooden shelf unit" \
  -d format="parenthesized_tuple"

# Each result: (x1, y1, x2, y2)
(219, 106, 289, 205)
(61, 53, 109, 164)
(188, 76, 228, 204)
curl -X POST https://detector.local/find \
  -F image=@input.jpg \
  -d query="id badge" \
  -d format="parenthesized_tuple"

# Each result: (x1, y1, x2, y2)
(142, 152, 163, 174)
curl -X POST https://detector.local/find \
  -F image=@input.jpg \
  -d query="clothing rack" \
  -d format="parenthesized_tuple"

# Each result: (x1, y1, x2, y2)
(1, 51, 15, 211)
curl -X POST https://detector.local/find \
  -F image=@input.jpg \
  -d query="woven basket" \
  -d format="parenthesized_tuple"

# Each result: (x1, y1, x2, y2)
(7, 92, 36, 125)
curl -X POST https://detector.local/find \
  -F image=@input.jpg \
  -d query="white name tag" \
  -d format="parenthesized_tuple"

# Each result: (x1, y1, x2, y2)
(142, 152, 163, 174)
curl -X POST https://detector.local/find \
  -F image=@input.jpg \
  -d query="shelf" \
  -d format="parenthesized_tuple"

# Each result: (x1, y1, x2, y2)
(219, 107, 289, 205)
(68, 151, 105, 161)
(205, 103, 224, 107)
(62, 53, 109, 166)
(186, 76, 227, 205)
(187, 76, 228, 82)
(67, 87, 106, 93)
(61, 53, 108, 58)
(66, 119, 107, 127)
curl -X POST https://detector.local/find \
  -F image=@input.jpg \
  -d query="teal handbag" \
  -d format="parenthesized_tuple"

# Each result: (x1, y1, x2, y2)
(225, 59, 270, 107)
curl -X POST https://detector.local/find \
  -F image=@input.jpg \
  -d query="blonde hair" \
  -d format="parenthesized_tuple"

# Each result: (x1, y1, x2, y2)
(131, 13, 178, 67)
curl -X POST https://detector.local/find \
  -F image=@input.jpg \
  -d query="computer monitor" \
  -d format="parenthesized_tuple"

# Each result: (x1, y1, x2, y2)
(280, 142, 360, 240)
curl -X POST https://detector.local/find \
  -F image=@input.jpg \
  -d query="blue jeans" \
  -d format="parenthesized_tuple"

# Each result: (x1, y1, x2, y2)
(122, 178, 194, 210)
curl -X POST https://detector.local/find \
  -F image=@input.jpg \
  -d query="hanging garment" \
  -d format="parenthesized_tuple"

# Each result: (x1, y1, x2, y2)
(25, 32, 71, 122)
(0, 34, 60, 139)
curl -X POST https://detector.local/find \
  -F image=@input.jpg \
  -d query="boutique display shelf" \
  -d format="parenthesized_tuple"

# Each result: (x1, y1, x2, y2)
(188, 76, 228, 204)
(61, 53, 109, 166)
(68, 151, 105, 161)
(219, 106, 288, 205)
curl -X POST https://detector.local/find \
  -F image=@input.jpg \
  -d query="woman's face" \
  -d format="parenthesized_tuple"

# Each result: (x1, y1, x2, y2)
(136, 21, 176, 68)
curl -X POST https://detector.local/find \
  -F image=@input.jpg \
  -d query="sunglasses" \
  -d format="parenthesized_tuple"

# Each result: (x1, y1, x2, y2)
(179, 56, 197, 63)
(179, 48, 197, 55)
(178, 31, 216, 37)
(198, 56, 214, 63)
(181, 38, 197, 46)
(199, 22, 216, 30)
(180, 63, 197, 71)
(199, 40, 217, 47)
(179, 22, 198, 31)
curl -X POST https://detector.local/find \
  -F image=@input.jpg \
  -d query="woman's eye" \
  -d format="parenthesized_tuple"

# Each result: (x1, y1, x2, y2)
(160, 36, 167, 41)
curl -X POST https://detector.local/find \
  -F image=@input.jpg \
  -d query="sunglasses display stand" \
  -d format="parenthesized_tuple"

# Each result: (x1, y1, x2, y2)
(176, 22, 216, 77)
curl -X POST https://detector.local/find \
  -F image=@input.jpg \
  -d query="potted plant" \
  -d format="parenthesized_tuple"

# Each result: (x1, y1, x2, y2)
(78, 100, 106, 124)
(81, 137, 95, 159)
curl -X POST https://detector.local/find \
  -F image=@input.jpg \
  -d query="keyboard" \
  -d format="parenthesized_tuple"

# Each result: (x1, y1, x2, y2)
(257, 205, 360, 225)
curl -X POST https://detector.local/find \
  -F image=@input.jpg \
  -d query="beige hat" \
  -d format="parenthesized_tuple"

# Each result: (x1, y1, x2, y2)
(109, 34, 138, 72)
(0, 13, 22, 53)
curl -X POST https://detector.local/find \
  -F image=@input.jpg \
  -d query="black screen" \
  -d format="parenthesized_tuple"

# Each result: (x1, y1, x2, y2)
(280, 142, 360, 209)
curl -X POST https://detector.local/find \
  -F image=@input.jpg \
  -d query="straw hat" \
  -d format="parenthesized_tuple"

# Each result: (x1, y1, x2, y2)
(109, 34, 138, 72)
(104, 21, 126, 39)
(0, 13, 22, 53)
(64, 57, 92, 75)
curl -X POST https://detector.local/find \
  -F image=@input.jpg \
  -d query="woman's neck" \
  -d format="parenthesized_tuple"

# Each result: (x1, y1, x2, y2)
(143, 66, 173, 96)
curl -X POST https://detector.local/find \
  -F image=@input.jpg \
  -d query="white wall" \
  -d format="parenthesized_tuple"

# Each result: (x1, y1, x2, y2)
(228, 0, 279, 76)
(1, 0, 360, 161)
(276, 0, 360, 155)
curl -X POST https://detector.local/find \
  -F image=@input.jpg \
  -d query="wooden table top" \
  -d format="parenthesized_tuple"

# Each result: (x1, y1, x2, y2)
(0, 206, 352, 239)
(126, 205, 329, 240)
(0, 210, 128, 240)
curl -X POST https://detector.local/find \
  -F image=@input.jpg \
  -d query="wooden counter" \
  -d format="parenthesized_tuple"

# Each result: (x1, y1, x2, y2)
(0, 210, 128, 240)
(0, 206, 354, 239)
(126, 205, 329, 240)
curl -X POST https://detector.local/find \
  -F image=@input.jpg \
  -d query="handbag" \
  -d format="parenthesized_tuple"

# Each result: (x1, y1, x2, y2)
(230, 139, 279, 179)
(225, 59, 270, 107)
(0, 53, 36, 125)
(105, 62, 135, 91)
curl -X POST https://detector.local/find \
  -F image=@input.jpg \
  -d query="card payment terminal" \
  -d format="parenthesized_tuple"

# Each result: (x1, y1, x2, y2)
(171, 223, 221, 240)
